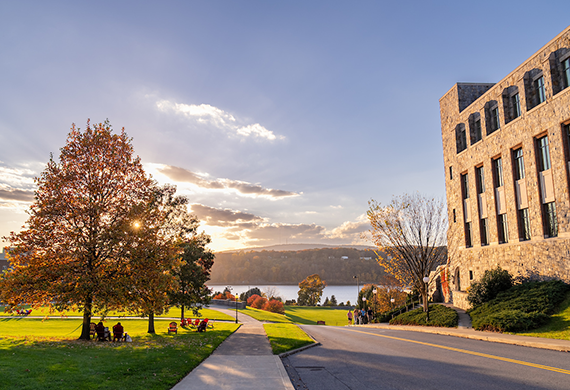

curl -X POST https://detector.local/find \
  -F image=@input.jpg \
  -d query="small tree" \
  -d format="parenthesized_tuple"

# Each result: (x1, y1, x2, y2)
(169, 233, 215, 324)
(467, 266, 513, 307)
(240, 287, 262, 301)
(297, 274, 326, 306)
(366, 193, 447, 318)
(330, 295, 338, 306)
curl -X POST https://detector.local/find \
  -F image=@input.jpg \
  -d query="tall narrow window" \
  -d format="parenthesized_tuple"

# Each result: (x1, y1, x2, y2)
(536, 135, 557, 237)
(476, 165, 488, 246)
(461, 173, 472, 248)
(449, 166, 453, 180)
(512, 93, 521, 119)
(563, 58, 570, 89)
(456, 124, 467, 154)
(513, 148, 530, 241)
(493, 157, 508, 244)
(491, 106, 500, 132)
(535, 76, 545, 105)
(470, 113, 482, 145)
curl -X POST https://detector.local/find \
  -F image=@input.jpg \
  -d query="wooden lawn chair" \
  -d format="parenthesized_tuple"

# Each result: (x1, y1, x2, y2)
(168, 321, 178, 334)
(90, 322, 97, 339)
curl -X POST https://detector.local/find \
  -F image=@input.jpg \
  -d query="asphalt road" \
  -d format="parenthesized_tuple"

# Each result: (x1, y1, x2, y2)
(282, 325, 570, 390)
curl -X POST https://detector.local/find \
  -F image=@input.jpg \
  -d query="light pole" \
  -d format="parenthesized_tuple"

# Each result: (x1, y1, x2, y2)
(390, 298, 395, 310)
(423, 276, 430, 322)
(227, 286, 238, 324)
(373, 288, 377, 315)
(353, 275, 359, 307)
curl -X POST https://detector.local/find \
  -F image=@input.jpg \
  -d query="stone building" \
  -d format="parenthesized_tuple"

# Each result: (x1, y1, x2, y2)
(440, 26, 570, 309)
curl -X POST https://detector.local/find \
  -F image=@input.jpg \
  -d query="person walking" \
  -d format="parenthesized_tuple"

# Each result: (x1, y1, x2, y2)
(347, 309, 353, 325)
(353, 308, 360, 325)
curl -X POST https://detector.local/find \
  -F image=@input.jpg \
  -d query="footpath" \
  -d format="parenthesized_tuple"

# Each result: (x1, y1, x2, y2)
(361, 304, 570, 352)
(171, 305, 294, 390)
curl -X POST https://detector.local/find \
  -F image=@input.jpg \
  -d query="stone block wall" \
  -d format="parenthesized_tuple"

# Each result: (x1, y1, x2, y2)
(440, 26, 570, 307)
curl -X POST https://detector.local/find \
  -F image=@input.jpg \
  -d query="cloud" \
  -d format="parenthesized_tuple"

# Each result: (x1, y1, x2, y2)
(0, 188, 34, 202)
(326, 215, 370, 240)
(158, 165, 299, 199)
(190, 204, 264, 227)
(156, 100, 284, 141)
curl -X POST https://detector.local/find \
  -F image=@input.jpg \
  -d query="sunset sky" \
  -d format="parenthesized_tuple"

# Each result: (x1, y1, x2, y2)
(1, 1, 570, 251)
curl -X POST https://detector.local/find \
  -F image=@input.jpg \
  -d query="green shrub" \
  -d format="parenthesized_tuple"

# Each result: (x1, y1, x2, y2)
(467, 266, 513, 307)
(468, 280, 570, 332)
(389, 304, 458, 327)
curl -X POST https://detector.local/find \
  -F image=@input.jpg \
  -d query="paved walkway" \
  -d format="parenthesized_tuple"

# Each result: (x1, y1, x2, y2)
(171, 305, 294, 390)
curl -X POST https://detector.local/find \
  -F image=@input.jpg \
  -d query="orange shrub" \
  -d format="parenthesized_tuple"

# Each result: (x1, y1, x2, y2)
(251, 296, 268, 309)
(263, 299, 285, 314)
(247, 294, 261, 306)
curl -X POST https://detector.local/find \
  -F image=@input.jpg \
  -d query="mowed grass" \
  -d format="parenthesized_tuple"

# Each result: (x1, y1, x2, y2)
(0, 305, 235, 322)
(0, 318, 239, 390)
(515, 293, 570, 340)
(237, 307, 292, 323)
(285, 306, 350, 326)
(263, 324, 315, 355)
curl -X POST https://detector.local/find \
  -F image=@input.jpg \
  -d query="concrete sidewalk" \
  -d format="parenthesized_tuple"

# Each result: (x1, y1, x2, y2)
(171, 305, 294, 390)
(359, 304, 570, 352)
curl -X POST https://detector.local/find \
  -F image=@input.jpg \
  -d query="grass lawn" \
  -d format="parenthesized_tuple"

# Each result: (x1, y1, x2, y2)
(263, 323, 315, 355)
(237, 307, 292, 323)
(515, 293, 570, 340)
(285, 306, 350, 326)
(0, 305, 235, 322)
(0, 318, 239, 390)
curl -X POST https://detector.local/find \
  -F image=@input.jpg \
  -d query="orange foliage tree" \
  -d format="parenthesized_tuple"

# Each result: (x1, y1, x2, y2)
(0, 120, 184, 339)
(366, 193, 447, 315)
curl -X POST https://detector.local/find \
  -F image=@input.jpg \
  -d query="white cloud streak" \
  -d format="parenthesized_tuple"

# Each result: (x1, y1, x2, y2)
(156, 100, 284, 141)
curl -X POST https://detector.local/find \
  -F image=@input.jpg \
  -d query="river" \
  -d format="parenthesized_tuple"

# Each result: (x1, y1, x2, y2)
(207, 284, 361, 305)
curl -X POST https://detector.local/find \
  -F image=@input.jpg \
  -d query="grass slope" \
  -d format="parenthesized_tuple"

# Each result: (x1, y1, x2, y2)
(263, 323, 315, 355)
(284, 306, 349, 326)
(0, 318, 238, 390)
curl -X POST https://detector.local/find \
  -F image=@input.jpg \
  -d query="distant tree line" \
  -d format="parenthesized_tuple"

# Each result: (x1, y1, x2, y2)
(209, 248, 396, 285)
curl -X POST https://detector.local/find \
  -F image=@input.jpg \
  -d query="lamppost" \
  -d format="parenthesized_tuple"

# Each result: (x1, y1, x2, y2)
(390, 298, 395, 309)
(423, 276, 430, 322)
(227, 286, 238, 324)
(373, 288, 377, 315)
(353, 275, 359, 307)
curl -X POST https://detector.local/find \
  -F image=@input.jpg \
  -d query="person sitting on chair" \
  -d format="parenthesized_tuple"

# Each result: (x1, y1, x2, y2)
(113, 322, 124, 342)
(95, 321, 106, 341)
(197, 318, 209, 332)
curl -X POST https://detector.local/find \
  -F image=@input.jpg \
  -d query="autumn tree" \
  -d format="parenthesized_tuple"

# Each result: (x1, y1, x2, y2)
(0, 120, 160, 340)
(120, 184, 200, 333)
(297, 274, 326, 306)
(169, 232, 215, 324)
(366, 193, 447, 318)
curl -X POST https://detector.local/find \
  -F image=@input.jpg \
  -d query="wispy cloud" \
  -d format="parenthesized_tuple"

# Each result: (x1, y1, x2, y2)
(190, 204, 264, 227)
(0, 187, 34, 202)
(156, 100, 284, 141)
(326, 215, 370, 240)
(158, 164, 299, 199)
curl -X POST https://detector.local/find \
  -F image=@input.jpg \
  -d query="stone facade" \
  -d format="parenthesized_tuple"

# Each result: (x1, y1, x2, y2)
(440, 26, 570, 310)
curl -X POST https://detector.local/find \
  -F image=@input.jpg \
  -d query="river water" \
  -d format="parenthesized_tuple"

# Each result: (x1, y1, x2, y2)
(208, 284, 361, 305)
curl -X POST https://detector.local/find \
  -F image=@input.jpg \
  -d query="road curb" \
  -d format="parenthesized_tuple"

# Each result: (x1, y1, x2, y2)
(360, 324, 570, 352)
(279, 327, 321, 358)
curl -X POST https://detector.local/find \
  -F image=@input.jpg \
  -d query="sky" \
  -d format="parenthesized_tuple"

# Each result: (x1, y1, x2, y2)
(1, 1, 570, 252)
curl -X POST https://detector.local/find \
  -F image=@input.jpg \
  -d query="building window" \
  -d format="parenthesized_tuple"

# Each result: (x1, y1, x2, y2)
(512, 147, 530, 241)
(543, 202, 558, 238)
(512, 93, 521, 119)
(480, 217, 489, 246)
(536, 135, 557, 238)
(537, 135, 551, 171)
(493, 157, 504, 187)
(469, 270, 474, 280)
(469, 113, 482, 145)
(461, 173, 469, 199)
(563, 58, 570, 89)
(497, 214, 508, 244)
(476, 165, 485, 193)
(535, 76, 546, 105)
(453, 209, 456, 223)
(485, 100, 501, 135)
(513, 148, 525, 180)
(456, 124, 467, 153)
(491, 106, 500, 132)
(465, 222, 472, 248)
(518, 208, 531, 241)
(449, 166, 453, 180)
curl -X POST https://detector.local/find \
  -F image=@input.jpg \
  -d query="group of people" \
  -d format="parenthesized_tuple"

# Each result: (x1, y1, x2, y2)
(347, 307, 374, 325)
(94, 321, 130, 342)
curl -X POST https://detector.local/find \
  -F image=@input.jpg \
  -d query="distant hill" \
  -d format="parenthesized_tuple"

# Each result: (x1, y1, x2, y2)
(209, 246, 394, 286)
(218, 243, 376, 253)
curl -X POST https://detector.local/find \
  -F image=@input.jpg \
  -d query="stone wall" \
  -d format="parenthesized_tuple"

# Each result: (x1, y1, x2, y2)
(440, 26, 570, 304)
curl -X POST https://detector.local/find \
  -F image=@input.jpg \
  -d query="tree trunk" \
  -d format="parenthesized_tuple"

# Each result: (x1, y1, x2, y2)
(79, 296, 93, 341)
(181, 305, 185, 324)
(147, 311, 155, 333)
